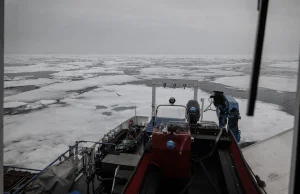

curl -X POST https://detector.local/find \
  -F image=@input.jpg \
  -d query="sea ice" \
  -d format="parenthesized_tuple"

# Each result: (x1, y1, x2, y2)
(4, 78, 57, 88)
(214, 75, 297, 92)
(3, 55, 297, 169)
(4, 101, 28, 109)
(4, 84, 293, 168)
(4, 75, 138, 103)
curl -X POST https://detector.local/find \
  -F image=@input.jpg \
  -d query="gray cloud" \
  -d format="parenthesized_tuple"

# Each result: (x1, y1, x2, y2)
(4, 0, 300, 55)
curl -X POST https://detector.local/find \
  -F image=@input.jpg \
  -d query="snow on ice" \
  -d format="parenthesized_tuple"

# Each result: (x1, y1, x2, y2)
(4, 84, 294, 168)
(214, 75, 297, 92)
(3, 55, 297, 168)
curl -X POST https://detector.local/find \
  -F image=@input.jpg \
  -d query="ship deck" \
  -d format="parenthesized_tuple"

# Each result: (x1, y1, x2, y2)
(243, 128, 293, 194)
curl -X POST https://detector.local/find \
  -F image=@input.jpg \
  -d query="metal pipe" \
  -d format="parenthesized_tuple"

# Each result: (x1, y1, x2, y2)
(152, 83, 156, 116)
(4, 166, 41, 172)
(12, 140, 116, 193)
(0, 1, 4, 193)
(76, 140, 116, 146)
(135, 106, 137, 124)
(247, 0, 269, 116)
(12, 174, 38, 194)
(193, 86, 198, 101)
(200, 98, 204, 121)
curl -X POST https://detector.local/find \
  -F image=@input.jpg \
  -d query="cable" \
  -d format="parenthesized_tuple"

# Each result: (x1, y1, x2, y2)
(246, 162, 267, 194)
(86, 179, 90, 194)
(199, 160, 221, 194)
(203, 98, 212, 112)
(96, 175, 114, 181)
(92, 178, 95, 194)
(197, 128, 224, 194)
(190, 127, 224, 161)
(204, 97, 216, 112)
(179, 169, 195, 194)
(200, 127, 224, 160)
(180, 127, 224, 194)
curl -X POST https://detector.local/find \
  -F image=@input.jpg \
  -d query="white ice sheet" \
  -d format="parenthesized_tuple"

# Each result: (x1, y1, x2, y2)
(4, 85, 293, 168)
(214, 75, 297, 92)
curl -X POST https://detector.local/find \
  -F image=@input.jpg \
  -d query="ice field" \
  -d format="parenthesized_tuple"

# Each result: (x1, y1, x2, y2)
(3, 55, 298, 168)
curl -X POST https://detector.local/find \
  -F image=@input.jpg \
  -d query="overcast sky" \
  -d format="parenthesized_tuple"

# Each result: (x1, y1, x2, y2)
(4, 0, 300, 55)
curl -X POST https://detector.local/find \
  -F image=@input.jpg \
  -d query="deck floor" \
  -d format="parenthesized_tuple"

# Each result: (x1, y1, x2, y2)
(243, 128, 293, 194)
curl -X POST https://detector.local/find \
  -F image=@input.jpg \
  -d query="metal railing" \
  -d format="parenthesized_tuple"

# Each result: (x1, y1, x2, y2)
(11, 140, 116, 194)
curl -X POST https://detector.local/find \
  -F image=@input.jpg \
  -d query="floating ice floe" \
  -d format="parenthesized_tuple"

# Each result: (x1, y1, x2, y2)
(4, 101, 28, 109)
(4, 75, 138, 103)
(4, 78, 58, 88)
(213, 75, 297, 92)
